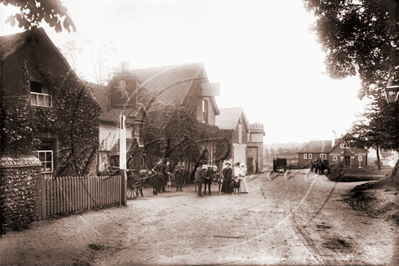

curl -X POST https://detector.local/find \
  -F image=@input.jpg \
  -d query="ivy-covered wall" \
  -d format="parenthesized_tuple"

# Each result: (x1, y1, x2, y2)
(1, 28, 100, 177)
(0, 156, 43, 234)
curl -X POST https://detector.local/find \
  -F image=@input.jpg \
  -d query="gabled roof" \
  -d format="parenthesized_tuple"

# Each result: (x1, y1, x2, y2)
(215, 107, 249, 131)
(89, 62, 220, 123)
(297, 140, 333, 153)
(131, 62, 209, 107)
(0, 27, 73, 74)
(87, 82, 143, 124)
(0, 30, 29, 62)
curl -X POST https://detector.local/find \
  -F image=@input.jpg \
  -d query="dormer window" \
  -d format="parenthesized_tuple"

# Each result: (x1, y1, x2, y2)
(202, 99, 208, 123)
(30, 81, 52, 107)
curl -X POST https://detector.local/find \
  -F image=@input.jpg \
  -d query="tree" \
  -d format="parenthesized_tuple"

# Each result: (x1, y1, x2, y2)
(57, 40, 84, 78)
(303, 0, 398, 96)
(2, 0, 76, 32)
(347, 98, 398, 169)
(304, 0, 399, 186)
(87, 39, 117, 86)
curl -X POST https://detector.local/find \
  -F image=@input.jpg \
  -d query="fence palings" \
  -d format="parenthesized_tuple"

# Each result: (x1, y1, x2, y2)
(43, 175, 121, 216)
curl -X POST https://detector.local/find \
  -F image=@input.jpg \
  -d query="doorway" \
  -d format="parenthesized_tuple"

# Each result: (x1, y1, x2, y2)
(344, 155, 351, 166)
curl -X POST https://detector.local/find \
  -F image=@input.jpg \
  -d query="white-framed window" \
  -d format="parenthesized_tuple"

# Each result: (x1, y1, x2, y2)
(304, 154, 307, 159)
(320, 154, 326, 159)
(333, 156, 337, 161)
(36, 150, 53, 177)
(308, 154, 312, 159)
(202, 99, 208, 123)
(358, 156, 362, 161)
(30, 81, 52, 107)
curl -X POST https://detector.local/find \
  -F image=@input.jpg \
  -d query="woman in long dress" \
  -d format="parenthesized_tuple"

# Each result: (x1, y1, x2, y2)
(238, 163, 249, 193)
(221, 162, 232, 193)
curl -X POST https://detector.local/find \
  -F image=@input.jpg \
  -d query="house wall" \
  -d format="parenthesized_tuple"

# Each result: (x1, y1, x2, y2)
(298, 147, 368, 168)
(0, 156, 43, 234)
(195, 96, 216, 125)
(250, 132, 263, 143)
(99, 123, 134, 151)
(1, 31, 81, 179)
(230, 113, 249, 164)
(298, 153, 321, 167)
(2, 35, 70, 97)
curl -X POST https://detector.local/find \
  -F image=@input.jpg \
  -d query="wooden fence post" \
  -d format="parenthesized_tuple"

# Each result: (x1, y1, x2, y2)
(41, 170, 46, 220)
(120, 170, 127, 206)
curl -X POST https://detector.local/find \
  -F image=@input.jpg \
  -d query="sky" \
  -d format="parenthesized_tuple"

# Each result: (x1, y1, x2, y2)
(0, 0, 370, 144)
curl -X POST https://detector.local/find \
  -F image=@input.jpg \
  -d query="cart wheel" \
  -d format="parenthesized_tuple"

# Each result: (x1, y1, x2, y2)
(127, 186, 139, 199)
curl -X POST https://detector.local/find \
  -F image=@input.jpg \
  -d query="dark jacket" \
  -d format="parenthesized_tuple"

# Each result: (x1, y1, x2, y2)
(222, 167, 233, 181)
(195, 167, 205, 183)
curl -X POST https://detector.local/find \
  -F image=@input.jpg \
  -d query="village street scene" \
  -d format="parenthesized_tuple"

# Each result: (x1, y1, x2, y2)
(0, 0, 398, 265)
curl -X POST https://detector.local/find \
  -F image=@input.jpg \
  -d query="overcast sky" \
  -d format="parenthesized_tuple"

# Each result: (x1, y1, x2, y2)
(1, 0, 369, 144)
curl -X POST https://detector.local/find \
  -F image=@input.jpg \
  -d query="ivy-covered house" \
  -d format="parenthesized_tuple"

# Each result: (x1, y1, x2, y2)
(89, 62, 227, 175)
(1, 28, 100, 178)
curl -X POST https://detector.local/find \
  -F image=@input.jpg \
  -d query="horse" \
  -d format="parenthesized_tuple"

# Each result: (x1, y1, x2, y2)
(149, 171, 167, 195)
(314, 159, 329, 174)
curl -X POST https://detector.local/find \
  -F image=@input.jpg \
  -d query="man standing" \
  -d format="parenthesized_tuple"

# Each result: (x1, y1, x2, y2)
(195, 165, 205, 196)
(173, 162, 185, 192)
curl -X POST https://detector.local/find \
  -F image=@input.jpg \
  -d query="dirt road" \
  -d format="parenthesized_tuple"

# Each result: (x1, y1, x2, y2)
(1, 170, 397, 265)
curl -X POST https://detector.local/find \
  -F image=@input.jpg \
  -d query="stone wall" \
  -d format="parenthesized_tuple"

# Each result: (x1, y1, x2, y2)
(0, 156, 43, 234)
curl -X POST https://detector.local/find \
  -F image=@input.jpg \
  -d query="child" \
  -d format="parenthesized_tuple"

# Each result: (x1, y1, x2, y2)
(166, 174, 171, 191)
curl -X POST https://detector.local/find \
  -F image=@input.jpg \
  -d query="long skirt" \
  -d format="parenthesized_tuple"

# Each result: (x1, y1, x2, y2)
(239, 177, 249, 193)
(221, 180, 229, 193)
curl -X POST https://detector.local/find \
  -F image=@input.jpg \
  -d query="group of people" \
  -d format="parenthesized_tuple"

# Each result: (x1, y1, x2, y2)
(152, 160, 185, 194)
(310, 158, 330, 174)
(194, 161, 249, 196)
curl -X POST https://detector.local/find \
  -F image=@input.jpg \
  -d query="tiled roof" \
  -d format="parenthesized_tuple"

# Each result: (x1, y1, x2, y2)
(89, 62, 213, 123)
(0, 30, 28, 62)
(297, 140, 333, 153)
(215, 107, 248, 131)
(1, 28, 72, 73)
(130, 62, 208, 107)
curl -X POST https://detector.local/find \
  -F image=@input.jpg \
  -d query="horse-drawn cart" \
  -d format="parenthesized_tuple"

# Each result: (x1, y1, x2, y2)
(273, 158, 287, 172)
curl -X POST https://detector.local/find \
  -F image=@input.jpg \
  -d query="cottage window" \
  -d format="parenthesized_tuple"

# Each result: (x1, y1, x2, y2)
(304, 154, 307, 159)
(333, 156, 337, 161)
(36, 150, 53, 178)
(30, 81, 52, 107)
(308, 154, 312, 159)
(202, 99, 208, 123)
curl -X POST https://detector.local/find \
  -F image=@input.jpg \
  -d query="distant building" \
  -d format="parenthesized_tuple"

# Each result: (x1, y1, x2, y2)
(297, 131, 368, 168)
(247, 123, 265, 174)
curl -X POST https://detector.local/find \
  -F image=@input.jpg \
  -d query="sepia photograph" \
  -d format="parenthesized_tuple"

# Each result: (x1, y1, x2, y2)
(0, 0, 398, 265)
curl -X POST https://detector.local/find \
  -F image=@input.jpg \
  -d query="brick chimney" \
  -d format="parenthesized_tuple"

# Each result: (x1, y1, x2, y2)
(121, 61, 129, 71)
